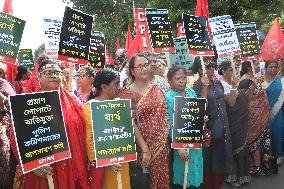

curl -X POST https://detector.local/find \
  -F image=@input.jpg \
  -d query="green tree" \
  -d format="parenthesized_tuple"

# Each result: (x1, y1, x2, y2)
(63, 0, 284, 56)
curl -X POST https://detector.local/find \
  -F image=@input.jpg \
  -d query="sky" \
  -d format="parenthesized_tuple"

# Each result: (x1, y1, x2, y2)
(0, 0, 73, 50)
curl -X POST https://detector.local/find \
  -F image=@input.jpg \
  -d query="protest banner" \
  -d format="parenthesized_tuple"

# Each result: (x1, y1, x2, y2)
(133, 8, 152, 52)
(0, 12, 25, 65)
(172, 97, 206, 149)
(9, 91, 71, 174)
(17, 49, 35, 71)
(43, 18, 62, 56)
(90, 99, 136, 167)
(182, 13, 214, 56)
(209, 15, 241, 58)
(89, 31, 105, 69)
(169, 37, 194, 75)
(145, 8, 175, 53)
(58, 6, 93, 64)
(235, 23, 262, 61)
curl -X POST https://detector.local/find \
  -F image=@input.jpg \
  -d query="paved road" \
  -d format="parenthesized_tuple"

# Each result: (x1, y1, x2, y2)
(224, 165, 284, 189)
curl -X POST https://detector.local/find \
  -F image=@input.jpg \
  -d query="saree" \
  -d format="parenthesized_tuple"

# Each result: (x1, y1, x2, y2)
(120, 84, 170, 189)
(247, 89, 277, 175)
(84, 102, 131, 189)
(265, 76, 284, 158)
(165, 88, 203, 187)
(226, 92, 251, 184)
(0, 79, 16, 189)
(11, 87, 89, 189)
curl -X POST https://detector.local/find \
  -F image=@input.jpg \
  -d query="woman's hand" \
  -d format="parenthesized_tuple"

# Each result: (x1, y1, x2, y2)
(178, 149, 189, 161)
(33, 165, 53, 178)
(111, 163, 122, 173)
(204, 115, 209, 123)
(231, 76, 239, 88)
(141, 150, 151, 167)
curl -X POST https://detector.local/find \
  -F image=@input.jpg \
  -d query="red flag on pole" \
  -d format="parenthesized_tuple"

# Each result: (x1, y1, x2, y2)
(116, 38, 121, 51)
(3, 0, 14, 82)
(125, 24, 133, 51)
(195, 0, 212, 39)
(126, 34, 140, 58)
(195, 0, 209, 18)
(261, 18, 284, 61)
(3, 0, 13, 14)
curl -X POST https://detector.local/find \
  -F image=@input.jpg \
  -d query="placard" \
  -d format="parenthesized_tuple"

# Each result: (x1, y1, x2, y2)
(0, 12, 25, 65)
(17, 49, 35, 71)
(209, 15, 241, 58)
(89, 31, 105, 69)
(133, 8, 152, 52)
(145, 8, 175, 53)
(172, 97, 206, 149)
(235, 23, 262, 61)
(58, 7, 93, 64)
(183, 13, 214, 56)
(9, 91, 71, 174)
(90, 99, 136, 167)
(43, 18, 62, 56)
(169, 37, 194, 75)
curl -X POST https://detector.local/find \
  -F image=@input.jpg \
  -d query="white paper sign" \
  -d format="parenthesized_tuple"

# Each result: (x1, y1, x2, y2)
(209, 15, 241, 58)
(43, 18, 62, 56)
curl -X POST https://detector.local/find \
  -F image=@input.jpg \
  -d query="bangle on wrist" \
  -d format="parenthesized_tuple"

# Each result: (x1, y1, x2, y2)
(230, 88, 237, 91)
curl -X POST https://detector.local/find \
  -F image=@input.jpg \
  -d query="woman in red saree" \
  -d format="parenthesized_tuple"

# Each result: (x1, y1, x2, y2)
(13, 65, 31, 94)
(120, 54, 170, 189)
(11, 60, 89, 189)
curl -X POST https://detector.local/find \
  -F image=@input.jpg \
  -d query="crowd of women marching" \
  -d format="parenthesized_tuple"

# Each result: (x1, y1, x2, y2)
(0, 51, 284, 189)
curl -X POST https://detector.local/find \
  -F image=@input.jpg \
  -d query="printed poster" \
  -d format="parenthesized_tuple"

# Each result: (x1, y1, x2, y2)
(17, 49, 35, 71)
(43, 18, 62, 56)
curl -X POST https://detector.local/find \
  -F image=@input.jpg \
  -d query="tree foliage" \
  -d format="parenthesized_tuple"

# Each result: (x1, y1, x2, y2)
(63, 0, 284, 56)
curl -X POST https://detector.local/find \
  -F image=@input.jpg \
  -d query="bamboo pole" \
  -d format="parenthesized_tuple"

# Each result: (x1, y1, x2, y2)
(47, 175, 54, 189)
(117, 172, 122, 189)
(183, 149, 189, 189)
(67, 63, 74, 92)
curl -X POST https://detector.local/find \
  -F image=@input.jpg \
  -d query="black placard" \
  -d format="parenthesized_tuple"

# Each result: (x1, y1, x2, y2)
(89, 31, 105, 69)
(235, 23, 262, 60)
(182, 13, 214, 56)
(145, 8, 175, 53)
(58, 6, 93, 64)
(172, 97, 206, 149)
(9, 91, 71, 174)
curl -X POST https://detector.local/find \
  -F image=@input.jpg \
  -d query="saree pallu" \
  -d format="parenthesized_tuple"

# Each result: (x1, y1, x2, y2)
(120, 84, 170, 189)
(226, 93, 251, 184)
(0, 79, 16, 189)
(265, 76, 284, 158)
(247, 90, 277, 175)
(11, 88, 89, 189)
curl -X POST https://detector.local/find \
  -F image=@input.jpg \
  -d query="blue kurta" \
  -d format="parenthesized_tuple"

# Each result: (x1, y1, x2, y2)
(165, 87, 203, 187)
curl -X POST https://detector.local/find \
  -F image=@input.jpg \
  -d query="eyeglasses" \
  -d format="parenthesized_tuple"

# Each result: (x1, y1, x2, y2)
(134, 63, 150, 71)
(41, 70, 62, 78)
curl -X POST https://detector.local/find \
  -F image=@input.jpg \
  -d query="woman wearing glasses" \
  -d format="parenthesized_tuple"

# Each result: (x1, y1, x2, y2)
(120, 53, 170, 189)
(11, 58, 89, 189)
(75, 66, 95, 104)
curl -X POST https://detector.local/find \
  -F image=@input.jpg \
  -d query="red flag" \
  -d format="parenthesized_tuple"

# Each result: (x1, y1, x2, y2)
(125, 24, 133, 51)
(3, 0, 14, 82)
(195, 0, 211, 40)
(177, 22, 186, 37)
(126, 35, 140, 58)
(195, 0, 209, 18)
(261, 18, 284, 61)
(3, 0, 13, 14)
(116, 38, 120, 51)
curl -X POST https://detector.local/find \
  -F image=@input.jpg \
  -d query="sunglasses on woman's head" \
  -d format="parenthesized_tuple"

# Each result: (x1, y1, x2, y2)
(41, 70, 62, 78)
